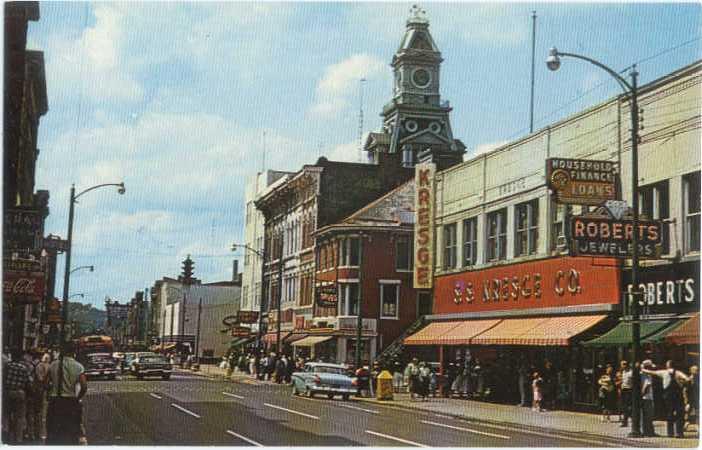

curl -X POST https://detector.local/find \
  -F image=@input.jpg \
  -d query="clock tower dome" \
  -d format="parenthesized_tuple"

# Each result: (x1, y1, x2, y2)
(364, 5, 465, 170)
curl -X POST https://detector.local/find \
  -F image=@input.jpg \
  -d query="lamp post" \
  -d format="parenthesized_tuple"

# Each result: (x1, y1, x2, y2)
(58, 182, 124, 395)
(547, 48, 642, 437)
(70, 265, 94, 275)
(232, 243, 265, 350)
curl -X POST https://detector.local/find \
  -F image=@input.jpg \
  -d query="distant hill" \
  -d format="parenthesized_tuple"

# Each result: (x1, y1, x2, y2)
(68, 302, 107, 335)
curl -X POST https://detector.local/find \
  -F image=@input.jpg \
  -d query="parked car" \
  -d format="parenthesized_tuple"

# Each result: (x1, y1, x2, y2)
(84, 353, 118, 380)
(291, 362, 356, 400)
(131, 354, 172, 380)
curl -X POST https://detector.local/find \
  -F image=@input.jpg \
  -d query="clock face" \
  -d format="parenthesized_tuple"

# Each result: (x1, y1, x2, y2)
(412, 68, 431, 88)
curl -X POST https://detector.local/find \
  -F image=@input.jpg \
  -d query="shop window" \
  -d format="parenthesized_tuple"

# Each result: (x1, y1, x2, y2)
(639, 180, 670, 253)
(515, 200, 539, 256)
(683, 172, 700, 253)
(462, 218, 477, 266)
(395, 236, 413, 271)
(338, 283, 359, 316)
(380, 282, 399, 319)
(486, 209, 507, 261)
(443, 223, 457, 269)
(340, 237, 360, 266)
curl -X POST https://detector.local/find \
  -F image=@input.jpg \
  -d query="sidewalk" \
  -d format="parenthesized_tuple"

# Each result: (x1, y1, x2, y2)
(357, 392, 698, 448)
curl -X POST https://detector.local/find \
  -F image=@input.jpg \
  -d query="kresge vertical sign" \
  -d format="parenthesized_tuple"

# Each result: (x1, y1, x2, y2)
(414, 163, 435, 289)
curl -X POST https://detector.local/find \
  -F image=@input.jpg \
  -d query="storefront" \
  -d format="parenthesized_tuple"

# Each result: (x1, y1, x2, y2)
(404, 256, 621, 408)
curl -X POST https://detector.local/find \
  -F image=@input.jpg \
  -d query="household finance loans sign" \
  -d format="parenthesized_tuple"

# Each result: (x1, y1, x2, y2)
(414, 163, 435, 289)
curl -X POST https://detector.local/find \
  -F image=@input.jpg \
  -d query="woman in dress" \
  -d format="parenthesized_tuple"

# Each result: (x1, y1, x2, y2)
(532, 371, 544, 412)
(598, 365, 616, 422)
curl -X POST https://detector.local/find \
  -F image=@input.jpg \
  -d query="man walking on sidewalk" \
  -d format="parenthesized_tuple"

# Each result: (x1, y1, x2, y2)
(618, 360, 633, 427)
(46, 342, 87, 445)
(3, 349, 32, 444)
(642, 360, 691, 438)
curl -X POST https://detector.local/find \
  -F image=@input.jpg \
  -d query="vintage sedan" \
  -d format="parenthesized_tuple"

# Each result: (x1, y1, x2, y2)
(131, 354, 172, 380)
(291, 362, 356, 400)
(84, 353, 118, 380)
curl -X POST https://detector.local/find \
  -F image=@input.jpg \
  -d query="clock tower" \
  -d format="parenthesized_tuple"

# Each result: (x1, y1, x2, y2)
(365, 5, 465, 170)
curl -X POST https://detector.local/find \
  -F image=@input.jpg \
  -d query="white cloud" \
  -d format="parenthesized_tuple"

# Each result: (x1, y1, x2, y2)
(309, 54, 385, 117)
(470, 140, 509, 158)
(326, 137, 366, 163)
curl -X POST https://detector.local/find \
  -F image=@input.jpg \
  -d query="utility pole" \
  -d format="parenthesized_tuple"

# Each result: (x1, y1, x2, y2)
(529, 10, 537, 133)
(195, 298, 203, 363)
(355, 236, 364, 370)
(276, 231, 284, 355)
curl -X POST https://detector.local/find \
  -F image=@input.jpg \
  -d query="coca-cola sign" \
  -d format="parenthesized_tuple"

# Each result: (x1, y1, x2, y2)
(3, 270, 45, 304)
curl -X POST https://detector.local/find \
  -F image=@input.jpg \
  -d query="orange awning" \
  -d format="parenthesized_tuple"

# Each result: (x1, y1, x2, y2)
(471, 315, 608, 346)
(404, 321, 463, 346)
(665, 313, 699, 346)
(433, 319, 502, 345)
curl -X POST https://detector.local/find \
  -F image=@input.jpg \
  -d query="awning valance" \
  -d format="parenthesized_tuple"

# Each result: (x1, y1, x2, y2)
(404, 321, 463, 346)
(285, 333, 308, 344)
(665, 313, 699, 346)
(293, 336, 333, 347)
(470, 318, 551, 346)
(515, 315, 608, 346)
(583, 320, 672, 347)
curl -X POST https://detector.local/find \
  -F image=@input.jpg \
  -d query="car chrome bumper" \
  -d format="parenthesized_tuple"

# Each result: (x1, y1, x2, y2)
(310, 385, 356, 394)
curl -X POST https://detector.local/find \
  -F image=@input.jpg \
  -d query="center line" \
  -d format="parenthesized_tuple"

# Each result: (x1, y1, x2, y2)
(226, 430, 263, 447)
(263, 403, 319, 420)
(222, 391, 244, 399)
(365, 430, 427, 447)
(170, 403, 201, 419)
(421, 420, 511, 440)
(340, 404, 380, 414)
(149, 393, 162, 400)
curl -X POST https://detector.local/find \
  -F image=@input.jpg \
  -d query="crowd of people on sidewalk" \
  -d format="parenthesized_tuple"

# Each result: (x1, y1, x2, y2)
(2, 342, 88, 445)
(220, 349, 304, 384)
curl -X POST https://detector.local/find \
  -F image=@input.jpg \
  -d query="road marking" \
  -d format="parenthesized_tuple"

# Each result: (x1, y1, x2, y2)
(421, 420, 510, 440)
(170, 403, 201, 419)
(365, 430, 427, 447)
(263, 403, 319, 420)
(340, 404, 380, 414)
(226, 430, 263, 447)
(222, 391, 245, 399)
(149, 393, 162, 400)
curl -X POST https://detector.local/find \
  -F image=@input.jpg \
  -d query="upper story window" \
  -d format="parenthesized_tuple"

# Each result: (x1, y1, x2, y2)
(639, 180, 670, 253)
(338, 283, 359, 316)
(443, 223, 457, 270)
(462, 218, 477, 267)
(486, 209, 507, 262)
(683, 171, 700, 253)
(551, 203, 571, 251)
(380, 282, 400, 319)
(395, 236, 413, 271)
(515, 200, 539, 257)
(340, 237, 360, 266)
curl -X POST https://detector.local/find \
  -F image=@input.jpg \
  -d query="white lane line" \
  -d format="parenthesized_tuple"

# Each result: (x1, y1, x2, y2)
(222, 391, 245, 399)
(421, 420, 510, 440)
(149, 393, 162, 400)
(170, 403, 201, 419)
(263, 403, 319, 420)
(365, 430, 428, 447)
(226, 430, 263, 447)
(340, 404, 380, 414)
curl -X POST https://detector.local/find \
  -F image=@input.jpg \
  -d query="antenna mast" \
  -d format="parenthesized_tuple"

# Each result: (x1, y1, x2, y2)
(358, 78, 366, 162)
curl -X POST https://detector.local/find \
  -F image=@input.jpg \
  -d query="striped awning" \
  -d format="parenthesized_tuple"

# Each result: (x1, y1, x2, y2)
(404, 321, 464, 346)
(293, 336, 333, 347)
(471, 315, 608, 346)
(665, 313, 699, 346)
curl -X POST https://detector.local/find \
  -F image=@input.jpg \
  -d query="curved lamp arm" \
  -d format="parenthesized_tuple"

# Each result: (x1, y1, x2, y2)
(231, 243, 264, 259)
(74, 182, 125, 201)
(547, 48, 633, 95)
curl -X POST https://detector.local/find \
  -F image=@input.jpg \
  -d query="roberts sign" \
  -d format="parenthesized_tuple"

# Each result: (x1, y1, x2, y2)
(414, 163, 435, 289)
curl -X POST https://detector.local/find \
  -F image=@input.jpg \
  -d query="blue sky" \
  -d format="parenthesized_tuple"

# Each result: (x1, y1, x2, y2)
(28, 2, 700, 309)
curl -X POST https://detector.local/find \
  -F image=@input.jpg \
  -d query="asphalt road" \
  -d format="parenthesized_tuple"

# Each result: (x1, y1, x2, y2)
(83, 371, 639, 447)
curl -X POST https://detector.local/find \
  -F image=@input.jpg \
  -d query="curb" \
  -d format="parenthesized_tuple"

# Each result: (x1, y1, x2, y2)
(352, 397, 692, 448)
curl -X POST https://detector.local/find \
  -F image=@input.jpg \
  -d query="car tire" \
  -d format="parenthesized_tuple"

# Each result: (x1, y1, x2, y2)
(292, 385, 299, 396)
(327, 393, 334, 400)
(342, 394, 350, 401)
(306, 387, 314, 398)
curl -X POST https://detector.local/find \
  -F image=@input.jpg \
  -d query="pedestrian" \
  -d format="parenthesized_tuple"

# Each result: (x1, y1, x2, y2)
(3, 348, 32, 443)
(642, 360, 691, 438)
(418, 362, 431, 401)
(542, 360, 556, 410)
(406, 358, 420, 400)
(46, 342, 88, 445)
(249, 353, 257, 378)
(274, 355, 285, 384)
(226, 352, 235, 378)
(640, 360, 658, 437)
(285, 354, 295, 384)
(517, 356, 530, 407)
(598, 365, 616, 422)
(617, 360, 634, 427)
(392, 360, 403, 393)
(685, 365, 698, 430)
(267, 353, 276, 381)
(25, 349, 47, 443)
(532, 371, 543, 412)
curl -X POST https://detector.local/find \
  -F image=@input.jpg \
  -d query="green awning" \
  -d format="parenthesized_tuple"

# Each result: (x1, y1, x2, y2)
(642, 319, 686, 344)
(230, 337, 252, 347)
(582, 320, 673, 347)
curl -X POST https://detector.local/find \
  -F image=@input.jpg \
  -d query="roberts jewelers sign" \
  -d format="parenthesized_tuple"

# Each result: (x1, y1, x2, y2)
(569, 215, 663, 258)
(414, 163, 435, 289)
(546, 158, 618, 205)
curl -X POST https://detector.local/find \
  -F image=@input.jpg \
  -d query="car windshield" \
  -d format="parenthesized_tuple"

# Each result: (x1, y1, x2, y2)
(141, 356, 167, 364)
(313, 366, 346, 375)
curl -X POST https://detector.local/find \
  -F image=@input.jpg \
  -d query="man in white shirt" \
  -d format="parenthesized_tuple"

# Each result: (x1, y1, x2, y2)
(46, 342, 87, 445)
(641, 359, 690, 438)
(618, 360, 634, 427)
(640, 360, 657, 437)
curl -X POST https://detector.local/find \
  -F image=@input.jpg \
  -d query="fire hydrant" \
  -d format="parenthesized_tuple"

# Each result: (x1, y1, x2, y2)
(376, 370, 394, 401)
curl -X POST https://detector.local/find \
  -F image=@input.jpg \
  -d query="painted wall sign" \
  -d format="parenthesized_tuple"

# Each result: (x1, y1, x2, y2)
(434, 256, 620, 315)
(4, 208, 43, 250)
(3, 270, 45, 304)
(568, 216, 663, 258)
(546, 158, 618, 205)
(237, 310, 259, 324)
(623, 260, 699, 315)
(414, 163, 435, 289)
(230, 326, 251, 337)
(316, 284, 338, 308)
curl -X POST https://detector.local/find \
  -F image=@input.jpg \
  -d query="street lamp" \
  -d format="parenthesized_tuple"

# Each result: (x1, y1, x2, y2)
(68, 293, 85, 300)
(232, 243, 266, 351)
(58, 182, 124, 396)
(547, 48, 642, 438)
(70, 265, 94, 275)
